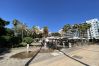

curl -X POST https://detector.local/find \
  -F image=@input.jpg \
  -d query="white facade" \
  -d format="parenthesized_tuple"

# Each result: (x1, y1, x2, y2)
(58, 28, 77, 38)
(58, 29, 63, 34)
(58, 29, 65, 36)
(86, 19, 99, 39)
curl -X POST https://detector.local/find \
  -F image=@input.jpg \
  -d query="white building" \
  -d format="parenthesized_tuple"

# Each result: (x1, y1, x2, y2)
(58, 28, 75, 38)
(86, 18, 99, 39)
(58, 29, 65, 36)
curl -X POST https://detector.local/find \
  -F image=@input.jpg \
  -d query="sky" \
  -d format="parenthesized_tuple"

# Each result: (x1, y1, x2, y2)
(0, 0, 99, 32)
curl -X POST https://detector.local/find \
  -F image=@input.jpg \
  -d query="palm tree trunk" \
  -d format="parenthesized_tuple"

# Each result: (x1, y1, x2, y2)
(22, 29, 23, 41)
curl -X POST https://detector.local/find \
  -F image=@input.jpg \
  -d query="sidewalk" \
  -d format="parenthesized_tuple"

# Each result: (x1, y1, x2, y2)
(29, 47, 85, 66)
(30, 45, 99, 66)
(29, 53, 84, 66)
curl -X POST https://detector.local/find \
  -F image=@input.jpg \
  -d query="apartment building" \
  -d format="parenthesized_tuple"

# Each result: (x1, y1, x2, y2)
(86, 18, 99, 39)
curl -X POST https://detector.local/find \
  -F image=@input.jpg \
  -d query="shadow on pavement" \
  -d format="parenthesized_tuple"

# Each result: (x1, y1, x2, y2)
(0, 57, 4, 60)
(0, 48, 11, 56)
(25, 45, 43, 66)
(58, 49, 90, 66)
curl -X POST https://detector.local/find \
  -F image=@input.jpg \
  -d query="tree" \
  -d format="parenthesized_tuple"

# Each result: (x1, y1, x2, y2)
(32, 26, 40, 38)
(78, 23, 91, 38)
(23, 37, 33, 44)
(51, 32, 61, 37)
(73, 24, 79, 29)
(0, 18, 10, 36)
(72, 24, 79, 37)
(86, 23, 91, 39)
(43, 26, 48, 38)
(72, 23, 91, 45)
(13, 19, 20, 36)
(32, 26, 40, 34)
(62, 24, 71, 37)
(5, 28, 14, 36)
(63, 24, 71, 32)
(13, 19, 28, 41)
(0, 18, 15, 48)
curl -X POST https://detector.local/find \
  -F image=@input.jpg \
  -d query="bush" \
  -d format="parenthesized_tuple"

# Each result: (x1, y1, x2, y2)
(11, 36, 22, 47)
(23, 37, 33, 44)
(2, 36, 12, 42)
(0, 36, 12, 47)
(19, 42, 27, 47)
(0, 36, 22, 48)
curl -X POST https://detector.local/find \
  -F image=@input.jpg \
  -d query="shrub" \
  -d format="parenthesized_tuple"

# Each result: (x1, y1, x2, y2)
(11, 36, 22, 47)
(23, 37, 33, 44)
(2, 36, 12, 42)
(19, 42, 27, 47)
(0, 36, 12, 47)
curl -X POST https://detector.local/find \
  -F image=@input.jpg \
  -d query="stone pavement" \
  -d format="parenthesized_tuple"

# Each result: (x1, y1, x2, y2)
(29, 53, 84, 66)
(30, 45, 99, 66)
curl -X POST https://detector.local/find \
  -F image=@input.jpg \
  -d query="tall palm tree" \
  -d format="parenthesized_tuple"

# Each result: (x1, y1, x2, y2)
(86, 23, 91, 39)
(13, 19, 27, 41)
(21, 24, 27, 41)
(13, 19, 19, 36)
(63, 24, 71, 32)
(43, 26, 48, 38)
(82, 23, 91, 39)
(32, 26, 40, 34)
(77, 24, 84, 38)
(32, 26, 40, 38)
(79, 23, 91, 38)
(72, 24, 79, 37)
(76, 23, 91, 45)
(62, 24, 71, 37)
(79, 23, 85, 38)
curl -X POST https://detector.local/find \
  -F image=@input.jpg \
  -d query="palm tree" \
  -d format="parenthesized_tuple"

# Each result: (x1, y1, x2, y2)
(77, 23, 91, 45)
(79, 23, 91, 38)
(13, 19, 18, 26)
(43, 26, 48, 38)
(32, 26, 40, 34)
(82, 23, 91, 41)
(86, 23, 91, 40)
(32, 26, 37, 38)
(32, 26, 40, 38)
(72, 24, 79, 37)
(63, 24, 71, 32)
(13, 19, 20, 36)
(13, 19, 27, 41)
(62, 24, 71, 37)
(21, 24, 27, 41)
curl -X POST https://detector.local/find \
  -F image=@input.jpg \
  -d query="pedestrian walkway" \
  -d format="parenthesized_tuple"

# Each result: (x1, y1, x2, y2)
(29, 54, 84, 66)
(30, 45, 99, 66)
